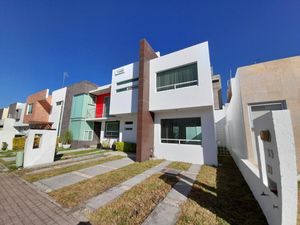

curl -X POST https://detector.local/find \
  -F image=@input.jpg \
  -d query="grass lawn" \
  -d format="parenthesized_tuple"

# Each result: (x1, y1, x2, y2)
(176, 156, 267, 225)
(167, 161, 191, 171)
(22, 155, 124, 183)
(49, 159, 164, 208)
(89, 173, 178, 225)
(55, 149, 104, 161)
(0, 158, 16, 171)
(0, 151, 17, 158)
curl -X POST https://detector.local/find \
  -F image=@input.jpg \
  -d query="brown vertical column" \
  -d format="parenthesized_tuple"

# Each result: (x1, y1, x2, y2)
(136, 39, 158, 162)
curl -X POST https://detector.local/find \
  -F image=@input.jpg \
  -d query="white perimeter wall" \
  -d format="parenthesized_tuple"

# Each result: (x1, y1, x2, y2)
(214, 109, 226, 147)
(225, 77, 248, 159)
(110, 62, 139, 115)
(149, 42, 214, 111)
(49, 87, 67, 133)
(23, 129, 57, 168)
(0, 118, 17, 149)
(154, 107, 217, 165)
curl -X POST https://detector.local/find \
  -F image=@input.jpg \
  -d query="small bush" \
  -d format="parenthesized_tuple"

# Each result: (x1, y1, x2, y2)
(61, 130, 73, 144)
(101, 140, 110, 149)
(1, 142, 8, 150)
(13, 137, 26, 151)
(115, 142, 136, 153)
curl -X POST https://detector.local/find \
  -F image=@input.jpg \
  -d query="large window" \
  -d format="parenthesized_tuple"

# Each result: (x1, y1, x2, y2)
(161, 118, 202, 145)
(105, 121, 119, 138)
(156, 63, 198, 92)
(27, 104, 33, 115)
(83, 130, 93, 141)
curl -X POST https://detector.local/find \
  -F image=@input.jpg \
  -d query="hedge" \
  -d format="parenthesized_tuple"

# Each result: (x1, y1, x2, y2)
(115, 142, 136, 153)
(13, 137, 26, 151)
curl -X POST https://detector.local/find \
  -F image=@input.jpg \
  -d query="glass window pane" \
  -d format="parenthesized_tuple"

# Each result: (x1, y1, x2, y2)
(156, 63, 198, 91)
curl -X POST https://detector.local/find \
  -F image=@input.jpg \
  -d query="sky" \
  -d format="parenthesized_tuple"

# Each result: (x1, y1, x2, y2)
(0, 0, 300, 107)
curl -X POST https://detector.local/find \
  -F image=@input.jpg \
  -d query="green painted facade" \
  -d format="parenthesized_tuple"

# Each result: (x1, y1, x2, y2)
(69, 94, 95, 141)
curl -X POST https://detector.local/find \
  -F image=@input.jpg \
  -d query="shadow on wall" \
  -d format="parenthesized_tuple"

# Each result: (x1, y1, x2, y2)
(166, 155, 268, 224)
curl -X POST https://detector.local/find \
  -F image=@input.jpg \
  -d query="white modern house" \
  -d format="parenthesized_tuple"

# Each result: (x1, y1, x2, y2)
(83, 40, 218, 165)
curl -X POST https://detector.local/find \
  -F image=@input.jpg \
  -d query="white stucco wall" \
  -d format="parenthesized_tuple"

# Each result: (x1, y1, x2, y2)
(214, 109, 226, 147)
(0, 118, 17, 149)
(23, 129, 57, 168)
(229, 111, 297, 225)
(224, 77, 248, 159)
(15, 103, 26, 126)
(110, 62, 139, 115)
(153, 107, 217, 165)
(149, 42, 214, 111)
(49, 87, 67, 134)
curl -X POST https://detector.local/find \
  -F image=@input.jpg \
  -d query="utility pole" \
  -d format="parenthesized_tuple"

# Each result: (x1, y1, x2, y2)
(62, 72, 69, 88)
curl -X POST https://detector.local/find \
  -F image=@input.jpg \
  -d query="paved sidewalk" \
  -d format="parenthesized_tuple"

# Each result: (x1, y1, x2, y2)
(0, 173, 78, 225)
(33, 157, 134, 192)
(142, 164, 201, 225)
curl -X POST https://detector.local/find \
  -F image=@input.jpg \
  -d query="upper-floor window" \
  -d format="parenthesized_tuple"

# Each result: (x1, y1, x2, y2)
(27, 104, 33, 115)
(156, 63, 198, 92)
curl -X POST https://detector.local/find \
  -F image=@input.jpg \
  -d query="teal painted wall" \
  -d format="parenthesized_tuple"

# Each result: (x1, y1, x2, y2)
(69, 94, 95, 141)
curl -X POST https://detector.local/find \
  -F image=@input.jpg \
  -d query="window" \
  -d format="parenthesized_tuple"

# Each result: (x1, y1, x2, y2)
(33, 134, 42, 149)
(124, 121, 133, 131)
(156, 63, 198, 92)
(56, 101, 63, 106)
(27, 104, 33, 115)
(116, 85, 138, 93)
(105, 121, 119, 138)
(83, 130, 93, 141)
(117, 77, 139, 86)
(161, 118, 201, 145)
(16, 109, 21, 121)
(103, 96, 110, 117)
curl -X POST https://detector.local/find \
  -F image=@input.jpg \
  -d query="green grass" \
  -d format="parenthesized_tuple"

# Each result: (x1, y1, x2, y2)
(0, 158, 17, 171)
(49, 159, 164, 208)
(22, 155, 124, 183)
(298, 182, 300, 225)
(0, 151, 17, 158)
(167, 161, 191, 171)
(89, 173, 178, 225)
(55, 149, 105, 161)
(176, 156, 267, 225)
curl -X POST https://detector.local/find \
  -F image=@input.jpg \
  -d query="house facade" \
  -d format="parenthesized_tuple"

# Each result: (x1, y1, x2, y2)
(67, 40, 218, 165)
(226, 56, 300, 173)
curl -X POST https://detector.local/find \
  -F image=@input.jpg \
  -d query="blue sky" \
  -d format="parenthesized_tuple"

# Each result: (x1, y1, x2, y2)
(0, 0, 299, 107)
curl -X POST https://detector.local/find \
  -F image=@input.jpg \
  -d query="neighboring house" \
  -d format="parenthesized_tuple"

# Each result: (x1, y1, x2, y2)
(0, 107, 9, 120)
(212, 74, 223, 110)
(225, 55, 300, 174)
(23, 89, 52, 129)
(60, 81, 98, 147)
(8, 102, 28, 135)
(49, 87, 67, 136)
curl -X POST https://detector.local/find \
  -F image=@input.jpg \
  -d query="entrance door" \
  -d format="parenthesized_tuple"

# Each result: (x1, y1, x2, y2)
(93, 122, 101, 143)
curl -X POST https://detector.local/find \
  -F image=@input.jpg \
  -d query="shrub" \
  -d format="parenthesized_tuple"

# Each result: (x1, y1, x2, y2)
(101, 140, 110, 149)
(115, 142, 136, 153)
(61, 130, 73, 144)
(1, 142, 8, 150)
(13, 137, 26, 151)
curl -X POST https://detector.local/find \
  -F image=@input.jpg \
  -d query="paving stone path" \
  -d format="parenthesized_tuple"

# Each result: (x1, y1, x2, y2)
(72, 160, 171, 221)
(0, 173, 79, 225)
(33, 157, 134, 192)
(142, 164, 201, 225)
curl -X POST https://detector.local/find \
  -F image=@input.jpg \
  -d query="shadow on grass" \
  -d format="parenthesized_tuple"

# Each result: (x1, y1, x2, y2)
(173, 155, 268, 225)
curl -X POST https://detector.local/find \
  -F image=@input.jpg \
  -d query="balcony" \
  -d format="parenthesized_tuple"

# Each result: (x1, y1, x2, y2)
(86, 107, 111, 120)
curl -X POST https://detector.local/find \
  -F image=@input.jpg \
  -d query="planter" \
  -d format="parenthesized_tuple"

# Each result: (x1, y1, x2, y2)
(62, 144, 71, 149)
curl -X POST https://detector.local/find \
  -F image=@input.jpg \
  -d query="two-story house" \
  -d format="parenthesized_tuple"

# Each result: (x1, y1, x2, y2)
(68, 40, 218, 165)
